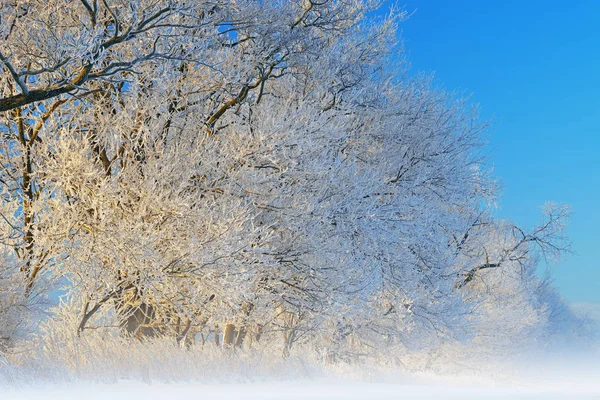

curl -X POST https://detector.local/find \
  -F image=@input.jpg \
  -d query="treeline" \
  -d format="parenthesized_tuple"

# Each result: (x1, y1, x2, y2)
(0, 0, 586, 367)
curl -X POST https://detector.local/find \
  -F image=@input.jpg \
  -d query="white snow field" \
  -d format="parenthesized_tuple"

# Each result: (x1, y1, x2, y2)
(1, 380, 599, 400)
(2, 346, 599, 400)
(2, 340, 598, 399)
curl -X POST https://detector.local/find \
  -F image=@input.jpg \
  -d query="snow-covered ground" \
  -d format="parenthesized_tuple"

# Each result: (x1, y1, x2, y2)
(1, 380, 599, 400)
(3, 338, 599, 399)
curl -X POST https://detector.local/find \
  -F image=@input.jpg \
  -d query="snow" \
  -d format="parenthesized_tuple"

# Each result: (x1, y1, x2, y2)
(1, 381, 598, 400)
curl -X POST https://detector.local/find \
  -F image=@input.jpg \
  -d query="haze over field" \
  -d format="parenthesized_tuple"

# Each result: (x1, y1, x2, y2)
(1, 381, 599, 400)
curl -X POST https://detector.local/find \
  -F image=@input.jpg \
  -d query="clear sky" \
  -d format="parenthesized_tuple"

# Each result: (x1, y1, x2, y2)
(379, 0, 599, 304)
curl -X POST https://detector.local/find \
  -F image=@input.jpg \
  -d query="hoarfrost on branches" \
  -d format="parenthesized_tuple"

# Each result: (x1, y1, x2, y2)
(0, 0, 587, 372)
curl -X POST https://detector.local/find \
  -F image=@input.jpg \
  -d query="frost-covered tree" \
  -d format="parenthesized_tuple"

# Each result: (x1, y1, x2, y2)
(0, 0, 384, 339)
(0, 0, 584, 367)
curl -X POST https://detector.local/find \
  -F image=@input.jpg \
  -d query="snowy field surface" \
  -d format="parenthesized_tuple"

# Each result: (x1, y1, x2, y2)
(1, 380, 599, 400)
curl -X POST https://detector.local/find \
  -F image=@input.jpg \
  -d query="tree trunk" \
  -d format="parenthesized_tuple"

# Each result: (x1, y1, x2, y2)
(222, 323, 236, 348)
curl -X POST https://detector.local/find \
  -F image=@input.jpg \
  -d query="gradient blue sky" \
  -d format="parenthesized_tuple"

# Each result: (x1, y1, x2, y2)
(380, 0, 599, 303)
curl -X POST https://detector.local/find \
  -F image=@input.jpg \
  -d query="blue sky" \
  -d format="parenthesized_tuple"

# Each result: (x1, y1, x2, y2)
(379, 0, 599, 303)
